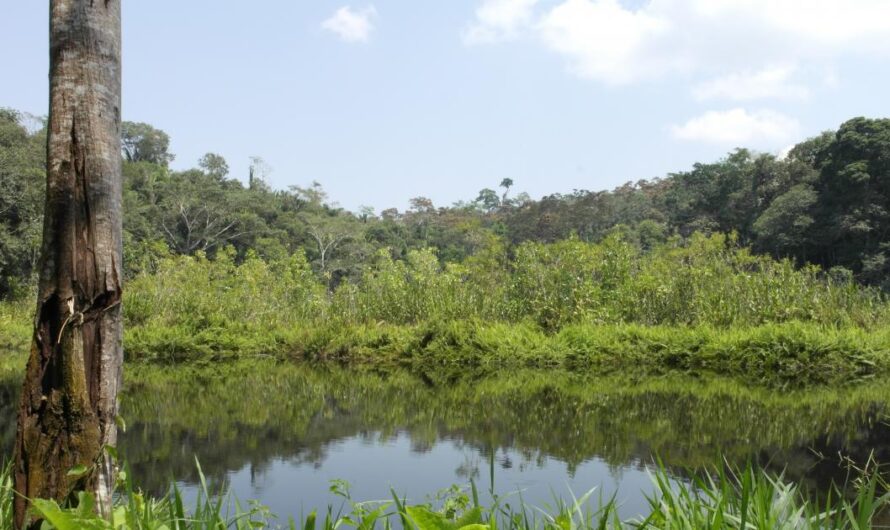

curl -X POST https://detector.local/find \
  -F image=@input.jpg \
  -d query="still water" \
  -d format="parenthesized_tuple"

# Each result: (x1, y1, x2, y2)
(2, 360, 890, 521)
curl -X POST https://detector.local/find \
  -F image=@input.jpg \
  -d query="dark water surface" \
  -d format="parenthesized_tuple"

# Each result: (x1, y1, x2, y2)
(2, 359, 890, 521)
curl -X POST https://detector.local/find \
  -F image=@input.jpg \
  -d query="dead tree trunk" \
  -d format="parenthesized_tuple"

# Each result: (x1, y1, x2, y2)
(13, 1, 122, 528)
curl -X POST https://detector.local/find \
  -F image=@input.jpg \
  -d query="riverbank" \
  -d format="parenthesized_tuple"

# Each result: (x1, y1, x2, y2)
(127, 319, 890, 385)
(2, 309, 889, 385)
(3, 234, 890, 385)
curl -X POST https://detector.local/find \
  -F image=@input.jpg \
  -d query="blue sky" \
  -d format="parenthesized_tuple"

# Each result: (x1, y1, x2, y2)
(2, 1, 890, 212)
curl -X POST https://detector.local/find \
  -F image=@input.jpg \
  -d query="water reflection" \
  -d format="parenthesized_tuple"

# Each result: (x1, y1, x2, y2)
(1, 360, 890, 519)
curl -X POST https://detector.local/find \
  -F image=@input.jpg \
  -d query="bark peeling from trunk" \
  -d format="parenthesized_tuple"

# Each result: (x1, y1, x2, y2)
(13, 1, 122, 528)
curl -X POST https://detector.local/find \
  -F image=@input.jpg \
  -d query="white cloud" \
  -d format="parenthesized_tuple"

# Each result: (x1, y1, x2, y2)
(702, 0, 890, 47)
(463, 0, 540, 45)
(322, 6, 377, 43)
(693, 66, 811, 101)
(466, 0, 890, 90)
(537, 0, 674, 84)
(671, 108, 801, 145)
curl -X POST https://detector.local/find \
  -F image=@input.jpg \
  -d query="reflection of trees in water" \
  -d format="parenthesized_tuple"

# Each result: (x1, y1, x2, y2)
(116, 364, 890, 497)
(454, 450, 481, 481)
(3, 362, 890, 499)
(756, 414, 890, 497)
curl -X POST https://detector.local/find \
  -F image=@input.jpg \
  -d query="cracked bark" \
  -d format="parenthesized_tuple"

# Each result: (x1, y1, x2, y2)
(13, 1, 122, 528)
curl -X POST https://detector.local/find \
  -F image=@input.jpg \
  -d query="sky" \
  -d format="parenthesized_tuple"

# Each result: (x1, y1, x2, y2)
(2, 1, 890, 212)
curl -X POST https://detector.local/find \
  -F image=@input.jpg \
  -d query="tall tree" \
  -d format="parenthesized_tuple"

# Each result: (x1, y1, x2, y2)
(14, 1, 123, 527)
(121, 121, 173, 166)
(811, 118, 890, 284)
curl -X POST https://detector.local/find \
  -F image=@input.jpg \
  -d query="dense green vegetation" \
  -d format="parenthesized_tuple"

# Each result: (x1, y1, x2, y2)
(4, 107, 890, 526)
(3, 108, 890, 298)
(4, 106, 890, 381)
(72, 232, 890, 383)
(3, 231, 889, 383)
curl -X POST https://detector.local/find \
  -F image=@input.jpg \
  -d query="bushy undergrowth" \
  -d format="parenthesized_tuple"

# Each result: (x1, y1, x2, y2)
(115, 314, 890, 384)
(0, 301, 29, 353)
(123, 233, 889, 332)
(2, 460, 888, 530)
(2, 233, 890, 381)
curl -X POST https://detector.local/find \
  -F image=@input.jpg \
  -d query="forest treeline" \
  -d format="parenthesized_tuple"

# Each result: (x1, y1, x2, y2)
(2, 107, 890, 298)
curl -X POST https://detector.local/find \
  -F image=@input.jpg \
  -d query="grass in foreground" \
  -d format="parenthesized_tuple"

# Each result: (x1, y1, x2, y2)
(1, 460, 888, 530)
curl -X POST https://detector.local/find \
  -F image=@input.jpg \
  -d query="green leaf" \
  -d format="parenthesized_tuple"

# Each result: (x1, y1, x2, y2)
(303, 510, 317, 530)
(111, 505, 127, 529)
(67, 464, 89, 477)
(554, 514, 571, 530)
(405, 506, 453, 530)
(358, 503, 391, 530)
(457, 525, 489, 530)
(30, 499, 80, 530)
(75, 491, 95, 517)
(455, 507, 483, 528)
